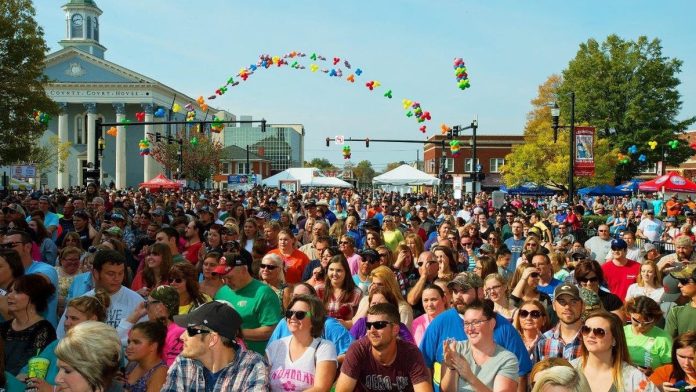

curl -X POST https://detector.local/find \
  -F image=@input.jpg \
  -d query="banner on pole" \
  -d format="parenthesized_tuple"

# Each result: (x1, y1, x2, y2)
(574, 126, 595, 177)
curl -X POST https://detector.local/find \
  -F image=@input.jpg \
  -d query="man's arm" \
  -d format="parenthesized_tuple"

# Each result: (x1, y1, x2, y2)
(335, 373, 358, 392)
(242, 325, 276, 341)
(413, 381, 434, 392)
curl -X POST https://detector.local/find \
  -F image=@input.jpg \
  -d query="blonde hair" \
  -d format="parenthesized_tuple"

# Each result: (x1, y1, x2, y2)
(67, 288, 111, 322)
(55, 321, 121, 391)
(369, 265, 405, 302)
(636, 260, 661, 288)
(531, 366, 591, 392)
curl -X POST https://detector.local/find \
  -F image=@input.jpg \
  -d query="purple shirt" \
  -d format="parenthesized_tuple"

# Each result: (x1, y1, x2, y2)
(349, 317, 415, 344)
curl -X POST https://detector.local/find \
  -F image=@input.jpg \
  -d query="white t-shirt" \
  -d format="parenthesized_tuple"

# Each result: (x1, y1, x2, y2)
(638, 219, 664, 242)
(56, 286, 145, 345)
(266, 336, 337, 392)
(625, 283, 664, 303)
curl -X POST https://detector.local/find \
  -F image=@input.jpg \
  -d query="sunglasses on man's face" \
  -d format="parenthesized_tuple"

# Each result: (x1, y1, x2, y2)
(285, 310, 311, 320)
(580, 325, 607, 338)
(365, 320, 392, 330)
(186, 326, 211, 337)
(677, 278, 694, 286)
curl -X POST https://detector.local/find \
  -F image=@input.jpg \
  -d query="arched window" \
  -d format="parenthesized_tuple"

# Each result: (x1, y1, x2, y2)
(74, 114, 85, 144)
(70, 14, 83, 38)
(86, 16, 92, 39)
(93, 17, 99, 41)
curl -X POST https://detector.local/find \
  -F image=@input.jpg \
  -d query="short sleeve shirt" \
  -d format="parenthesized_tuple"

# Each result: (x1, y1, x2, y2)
(341, 338, 430, 392)
(266, 336, 337, 392)
(454, 341, 519, 392)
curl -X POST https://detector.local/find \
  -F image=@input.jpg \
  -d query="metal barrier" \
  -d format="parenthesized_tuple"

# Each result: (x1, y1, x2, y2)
(575, 229, 676, 255)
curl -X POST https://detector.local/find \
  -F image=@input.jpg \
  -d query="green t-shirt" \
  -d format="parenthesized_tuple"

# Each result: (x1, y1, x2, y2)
(214, 280, 282, 354)
(172, 254, 187, 265)
(624, 325, 672, 369)
(665, 304, 696, 339)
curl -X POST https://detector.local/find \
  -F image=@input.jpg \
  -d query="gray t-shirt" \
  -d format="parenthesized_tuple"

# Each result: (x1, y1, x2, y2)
(455, 341, 519, 391)
(584, 236, 612, 264)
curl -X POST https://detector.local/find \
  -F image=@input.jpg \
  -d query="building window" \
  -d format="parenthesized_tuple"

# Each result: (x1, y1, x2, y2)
(93, 17, 99, 41)
(74, 114, 85, 145)
(640, 163, 657, 174)
(465, 158, 481, 173)
(444, 158, 455, 173)
(237, 162, 248, 174)
(428, 159, 435, 174)
(86, 16, 92, 39)
(490, 158, 505, 173)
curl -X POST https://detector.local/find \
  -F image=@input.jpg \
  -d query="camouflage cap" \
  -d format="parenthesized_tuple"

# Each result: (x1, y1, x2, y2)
(150, 285, 180, 317)
(447, 272, 483, 291)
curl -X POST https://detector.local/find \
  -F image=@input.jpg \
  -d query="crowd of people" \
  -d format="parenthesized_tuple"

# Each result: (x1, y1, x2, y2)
(0, 183, 695, 391)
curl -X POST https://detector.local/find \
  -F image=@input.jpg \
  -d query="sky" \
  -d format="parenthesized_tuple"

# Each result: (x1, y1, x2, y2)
(33, 0, 696, 171)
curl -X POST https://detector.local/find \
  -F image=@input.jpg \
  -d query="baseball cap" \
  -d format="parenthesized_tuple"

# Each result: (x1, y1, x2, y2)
(479, 244, 494, 254)
(662, 274, 683, 303)
(198, 206, 213, 214)
(610, 238, 628, 250)
(447, 272, 483, 291)
(304, 200, 316, 208)
(212, 250, 253, 275)
(152, 208, 165, 216)
(110, 213, 125, 221)
(3, 203, 26, 217)
(150, 285, 180, 317)
(173, 300, 242, 341)
(359, 249, 380, 263)
(642, 243, 657, 253)
(666, 216, 677, 223)
(554, 284, 581, 301)
(255, 211, 270, 220)
(568, 248, 589, 260)
(104, 226, 122, 237)
(675, 237, 693, 248)
(316, 200, 329, 207)
(670, 264, 696, 280)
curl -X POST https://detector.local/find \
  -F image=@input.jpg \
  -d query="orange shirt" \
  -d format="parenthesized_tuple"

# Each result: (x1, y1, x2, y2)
(649, 364, 696, 388)
(666, 201, 682, 217)
(268, 248, 310, 284)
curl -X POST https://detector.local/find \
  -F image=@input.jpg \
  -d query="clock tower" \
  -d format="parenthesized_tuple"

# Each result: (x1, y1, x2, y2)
(58, 0, 106, 59)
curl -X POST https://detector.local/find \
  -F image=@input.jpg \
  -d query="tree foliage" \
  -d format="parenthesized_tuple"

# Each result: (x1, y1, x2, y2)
(25, 135, 72, 176)
(385, 161, 407, 173)
(559, 35, 695, 181)
(502, 75, 618, 189)
(305, 158, 336, 170)
(150, 130, 223, 188)
(352, 160, 376, 186)
(0, 0, 58, 165)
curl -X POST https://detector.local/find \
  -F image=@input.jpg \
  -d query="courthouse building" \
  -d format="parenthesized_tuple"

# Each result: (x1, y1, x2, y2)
(40, 0, 233, 188)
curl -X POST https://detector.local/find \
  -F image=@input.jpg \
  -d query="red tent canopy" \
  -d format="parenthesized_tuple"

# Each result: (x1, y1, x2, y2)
(638, 172, 696, 193)
(139, 173, 182, 190)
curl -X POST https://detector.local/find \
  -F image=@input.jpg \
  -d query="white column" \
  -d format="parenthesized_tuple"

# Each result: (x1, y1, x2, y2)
(84, 103, 97, 165)
(113, 103, 126, 189)
(142, 103, 154, 181)
(57, 103, 69, 189)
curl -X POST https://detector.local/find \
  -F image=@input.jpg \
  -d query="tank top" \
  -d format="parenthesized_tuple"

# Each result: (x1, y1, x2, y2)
(123, 360, 165, 392)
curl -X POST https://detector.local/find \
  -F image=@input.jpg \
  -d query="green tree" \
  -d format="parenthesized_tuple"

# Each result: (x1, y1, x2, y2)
(502, 75, 618, 189)
(384, 161, 407, 173)
(0, 0, 57, 165)
(25, 135, 72, 177)
(150, 130, 223, 189)
(559, 35, 695, 181)
(305, 158, 336, 170)
(353, 160, 376, 186)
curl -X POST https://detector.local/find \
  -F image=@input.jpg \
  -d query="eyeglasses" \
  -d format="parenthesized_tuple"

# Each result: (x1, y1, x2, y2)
(631, 316, 655, 326)
(577, 276, 599, 284)
(519, 309, 542, 319)
(463, 318, 490, 330)
(580, 325, 607, 338)
(259, 264, 278, 270)
(365, 320, 392, 330)
(285, 310, 312, 320)
(0, 242, 23, 249)
(186, 326, 211, 337)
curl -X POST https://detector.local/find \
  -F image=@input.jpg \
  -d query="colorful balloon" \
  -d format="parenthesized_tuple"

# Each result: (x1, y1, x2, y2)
(172, 103, 181, 113)
(154, 108, 165, 118)
(669, 140, 680, 149)
(107, 126, 117, 136)
(135, 112, 145, 122)
(627, 145, 638, 154)
(648, 141, 658, 150)
(384, 90, 393, 99)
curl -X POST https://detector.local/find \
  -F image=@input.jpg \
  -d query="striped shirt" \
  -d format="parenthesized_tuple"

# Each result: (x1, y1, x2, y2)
(161, 349, 269, 392)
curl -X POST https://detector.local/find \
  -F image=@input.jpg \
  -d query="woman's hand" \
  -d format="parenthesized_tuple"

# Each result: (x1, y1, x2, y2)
(127, 301, 148, 323)
(521, 267, 540, 280)
(26, 377, 53, 392)
(662, 382, 681, 392)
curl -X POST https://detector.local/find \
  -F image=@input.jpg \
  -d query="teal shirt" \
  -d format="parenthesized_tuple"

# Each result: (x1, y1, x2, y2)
(214, 280, 282, 354)
(19, 340, 59, 385)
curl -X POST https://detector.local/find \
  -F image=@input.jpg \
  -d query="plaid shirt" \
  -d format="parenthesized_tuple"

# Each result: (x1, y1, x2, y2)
(325, 287, 362, 320)
(533, 324, 583, 363)
(161, 349, 269, 392)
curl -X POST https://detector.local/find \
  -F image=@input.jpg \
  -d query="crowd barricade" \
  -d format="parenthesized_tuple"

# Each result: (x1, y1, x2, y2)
(576, 229, 675, 255)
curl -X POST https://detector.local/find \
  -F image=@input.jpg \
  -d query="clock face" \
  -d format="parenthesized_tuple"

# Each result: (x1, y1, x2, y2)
(71, 14, 83, 27)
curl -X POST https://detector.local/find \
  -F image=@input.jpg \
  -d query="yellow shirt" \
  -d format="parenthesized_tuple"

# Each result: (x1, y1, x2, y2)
(178, 293, 212, 315)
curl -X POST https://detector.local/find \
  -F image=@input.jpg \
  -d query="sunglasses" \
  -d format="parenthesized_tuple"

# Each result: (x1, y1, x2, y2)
(462, 243, 472, 247)
(285, 310, 311, 320)
(365, 320, 392, 330)
(519, 309, 542, 319)
(677, 278, 693, 286)
(529, 272, 540, 278)
(0, 242, 23, 249)
(186, 326, 211, 337)
(169, 278, 184, 284)
(580, 325, 607, 338)
(361, 258, 378, 264)
(260, 264, 278, 270)
(577, 277, 598, 283)
(630, 317, 655, 326)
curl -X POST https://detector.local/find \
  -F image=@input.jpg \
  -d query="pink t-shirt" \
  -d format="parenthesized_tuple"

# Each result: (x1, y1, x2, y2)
(602, 259, 640, 300)
(162, 322, 185, 365)
(411, 314, 433, 347)
(346, 253, 363, 276)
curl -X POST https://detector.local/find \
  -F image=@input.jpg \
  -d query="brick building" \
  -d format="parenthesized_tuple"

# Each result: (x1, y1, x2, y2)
(423, 134, 524, 190)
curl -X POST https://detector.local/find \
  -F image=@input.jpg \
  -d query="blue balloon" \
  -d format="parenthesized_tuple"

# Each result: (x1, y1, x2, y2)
(154, 108, 165, 118)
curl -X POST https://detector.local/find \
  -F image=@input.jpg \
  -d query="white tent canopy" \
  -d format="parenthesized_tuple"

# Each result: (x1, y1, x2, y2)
(262, 168, 353, 188)
(373, 164, 441, 186)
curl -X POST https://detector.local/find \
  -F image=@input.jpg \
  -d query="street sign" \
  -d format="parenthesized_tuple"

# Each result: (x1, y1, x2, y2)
(335, 135, 345, 145)
(11, 165, 36, 179)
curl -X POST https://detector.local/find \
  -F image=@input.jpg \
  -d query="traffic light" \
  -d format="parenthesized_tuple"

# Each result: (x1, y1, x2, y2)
(155, 133, 162, 143)
(365, 138, 370, 148)
(452, 125, 460, 137)
(447, 128, 453, 139)
(261, 119, 267, 133)
(326, 137, 330, 147)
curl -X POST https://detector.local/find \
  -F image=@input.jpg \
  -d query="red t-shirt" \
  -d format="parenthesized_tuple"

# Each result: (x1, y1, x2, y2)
(267, 248, 310, 284)
(341, 337, 430, 392)
(183, 242, 203, 265)
(601, 258, 640, 300)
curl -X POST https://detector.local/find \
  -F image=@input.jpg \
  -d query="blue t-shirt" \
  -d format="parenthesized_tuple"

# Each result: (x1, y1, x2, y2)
(27, 261, 59, 327)
(537, 278, 562, 300)
(419, 308, 531, 392)
(268, 317, 353, 356)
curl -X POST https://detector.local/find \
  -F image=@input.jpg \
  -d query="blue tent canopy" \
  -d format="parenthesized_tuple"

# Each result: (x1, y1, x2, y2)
(500, 182, 556, 196)
(614, 179, 644, 193)
(578, 184, 631, 197)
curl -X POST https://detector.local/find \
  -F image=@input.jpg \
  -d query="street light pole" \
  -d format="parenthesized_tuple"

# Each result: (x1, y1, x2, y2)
(97, 137, 105, 187)
(471, 120, 479, 202)
(551, 92, 576, 201)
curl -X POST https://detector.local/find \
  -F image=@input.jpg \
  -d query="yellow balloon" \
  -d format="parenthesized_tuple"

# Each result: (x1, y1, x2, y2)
(402, 99, 412, 109)
(172, 103, 181, 113)
(310, 64, 319, 72)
